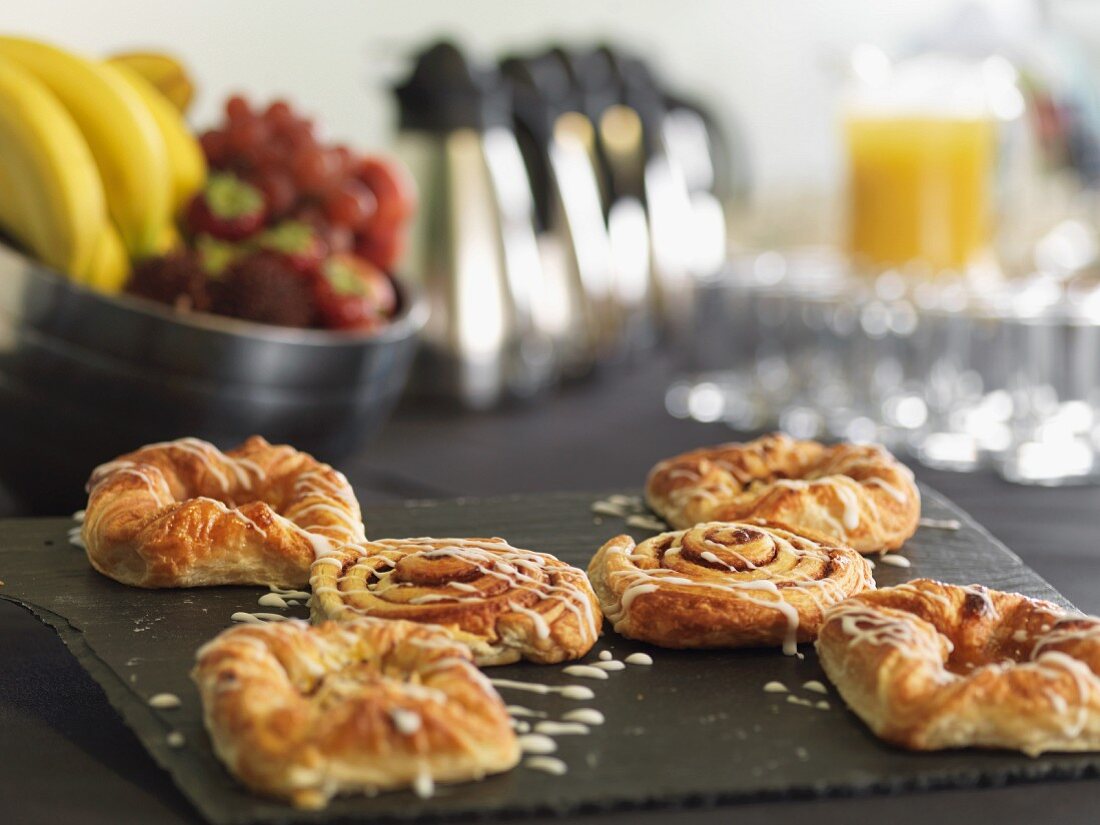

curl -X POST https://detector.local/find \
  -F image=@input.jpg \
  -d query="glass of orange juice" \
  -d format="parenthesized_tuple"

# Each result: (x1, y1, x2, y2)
(844, 51, 1002, 276)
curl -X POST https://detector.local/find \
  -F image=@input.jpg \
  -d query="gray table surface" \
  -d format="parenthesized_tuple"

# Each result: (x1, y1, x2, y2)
(2, 362, 1099, 825)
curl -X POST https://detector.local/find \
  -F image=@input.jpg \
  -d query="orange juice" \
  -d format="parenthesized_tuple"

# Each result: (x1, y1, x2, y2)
(845, 115, 995, 272)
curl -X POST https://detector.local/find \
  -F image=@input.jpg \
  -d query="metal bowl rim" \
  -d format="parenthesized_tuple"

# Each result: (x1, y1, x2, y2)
(3, 242, 428, 348)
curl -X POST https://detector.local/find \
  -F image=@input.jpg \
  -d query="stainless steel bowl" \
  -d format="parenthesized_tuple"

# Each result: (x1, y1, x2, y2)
(0, 243, 427, 513)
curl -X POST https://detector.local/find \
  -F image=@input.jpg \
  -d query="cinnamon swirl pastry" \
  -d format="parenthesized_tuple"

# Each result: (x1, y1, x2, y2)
(817, 579, 1100, 755)
(587, 521, 874, 653)
(193, 617, 519, 809)
(310, 537, 602, 666)
(83, 436, 364, 588)
(646, 433, 920, 554)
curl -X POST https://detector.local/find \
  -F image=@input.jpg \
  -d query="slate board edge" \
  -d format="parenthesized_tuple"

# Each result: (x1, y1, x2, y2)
(0, 486, 1092, 824)
(0, 596, 218, 819)
(8, 589, 1100, 825)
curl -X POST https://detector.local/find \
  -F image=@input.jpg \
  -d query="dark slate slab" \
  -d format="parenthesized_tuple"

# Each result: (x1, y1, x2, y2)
(0, 486, 1096, 825)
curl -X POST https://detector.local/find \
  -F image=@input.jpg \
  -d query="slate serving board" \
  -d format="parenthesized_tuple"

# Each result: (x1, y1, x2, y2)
(1, 486, 1098, 825)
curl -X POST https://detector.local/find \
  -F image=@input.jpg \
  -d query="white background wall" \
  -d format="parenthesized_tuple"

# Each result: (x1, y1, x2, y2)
(6, 0, 1100, 195)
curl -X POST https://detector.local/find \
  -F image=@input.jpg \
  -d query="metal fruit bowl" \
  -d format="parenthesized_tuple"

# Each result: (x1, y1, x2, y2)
(0, 242, 427, 513)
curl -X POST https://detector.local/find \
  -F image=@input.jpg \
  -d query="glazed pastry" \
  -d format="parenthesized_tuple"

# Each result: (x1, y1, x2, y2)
(310, 537, 601, 666)
(646, 433, 920, 554)
(587, 520, 874, 653)
(193, 617, 519, 809)
(83, 436, 364, 588)
(816, 579, 1100, 755)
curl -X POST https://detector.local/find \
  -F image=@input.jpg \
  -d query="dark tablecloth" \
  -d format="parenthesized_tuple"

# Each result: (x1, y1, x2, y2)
(3, 363, 1099, 824)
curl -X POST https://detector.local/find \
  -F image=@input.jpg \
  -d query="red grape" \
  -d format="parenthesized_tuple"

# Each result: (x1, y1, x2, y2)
(357, 156, 417, 233)
(199, 129, 228, 167)
(291, 149, 329, 195)
(225, 95, 251, 122)
(256, 171, 297, 218)
(324, 181, 376, 228)
(263, 100, 293, 128)
(227, 117, 266, 155)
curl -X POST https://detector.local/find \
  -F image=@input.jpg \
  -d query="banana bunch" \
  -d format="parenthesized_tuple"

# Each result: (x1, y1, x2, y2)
(0, 36, 205, 293)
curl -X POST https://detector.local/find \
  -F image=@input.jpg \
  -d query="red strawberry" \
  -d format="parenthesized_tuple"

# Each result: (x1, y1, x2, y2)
(184, 173, 267, 242)
(194, 234, 245, 278)
(355, 156, 417, 235)
(313, 253, 397, 331)
(255, 221, 328, 276)
(354, 225, 405, 272)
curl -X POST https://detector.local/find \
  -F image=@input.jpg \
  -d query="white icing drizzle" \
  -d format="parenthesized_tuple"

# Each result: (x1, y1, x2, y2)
(878, 554, 911, 569)
(517, 733, 557, 755)
(815, 700, 830, 710)
(864, 476, 908, 503)
(786, 695, 814, 707)
(230, 611, 288, 624)
(771, 476, 862, 533)
(802, 680, 828, 694)
(72, 509, 86, 522)
(490, 679, 595, 700)
(593, 660, 626, 672)
(524, 756, 567, 775)
(562, 665, 609, 681)
(390, 708, 422, 735)
(561, 708, 605, 725)
(919, 517, 961, 531)
(625, 514, 669, 531)
(257, 593, 288, 609)
(148, 693, 181, 709)
(763, 681, 788, 693)
(598, 651, 613, 661)
(624, 652, 653, 666)
(592, 501, 629, 517)
(509, 601, 551, 639)
(534, 721, 590, 735)
(412, 767, 434, 799)
(506, 706, 547, 718)
(511, 720, 531, 733)
(166, 731, 185, 748)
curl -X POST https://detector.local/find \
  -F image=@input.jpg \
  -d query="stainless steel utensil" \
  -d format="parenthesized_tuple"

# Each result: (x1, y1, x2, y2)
(395, 42, 555, 408)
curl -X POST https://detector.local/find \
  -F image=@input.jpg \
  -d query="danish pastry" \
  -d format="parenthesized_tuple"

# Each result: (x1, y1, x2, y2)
(816, 579, 1100, 755)
(587, 520, 874, 653)
(646, 433, 920, 554)
(193, 617, 519, 809)
(310, 537, 601, 665)
(83, 436, 364, 588)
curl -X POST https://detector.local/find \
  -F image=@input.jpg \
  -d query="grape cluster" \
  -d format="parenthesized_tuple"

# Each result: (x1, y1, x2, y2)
(126, 94, 415, 332)
(198, 95, 414, 268)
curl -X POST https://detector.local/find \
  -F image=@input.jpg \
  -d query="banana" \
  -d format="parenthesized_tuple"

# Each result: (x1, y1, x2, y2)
(106, 51, 194, 114)
(81, 221, 130, 293)
(0, 55, 106, 278)
(0, 36, 172, 258)
(154, 222, 183, 255)
(103, 59, 206, 215)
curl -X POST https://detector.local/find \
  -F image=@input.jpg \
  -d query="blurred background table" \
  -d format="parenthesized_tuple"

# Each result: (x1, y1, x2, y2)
(2, 360, 1099, 825)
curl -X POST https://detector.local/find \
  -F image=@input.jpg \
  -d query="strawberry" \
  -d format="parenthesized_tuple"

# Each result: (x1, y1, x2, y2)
(313, 253, 397, 331)
(255, 221, 328, 276)
(194, 234, 245, 278)
(184, 173, 267, 242)
(355, 156, 417, 235)
(354, 225, 405, 272)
